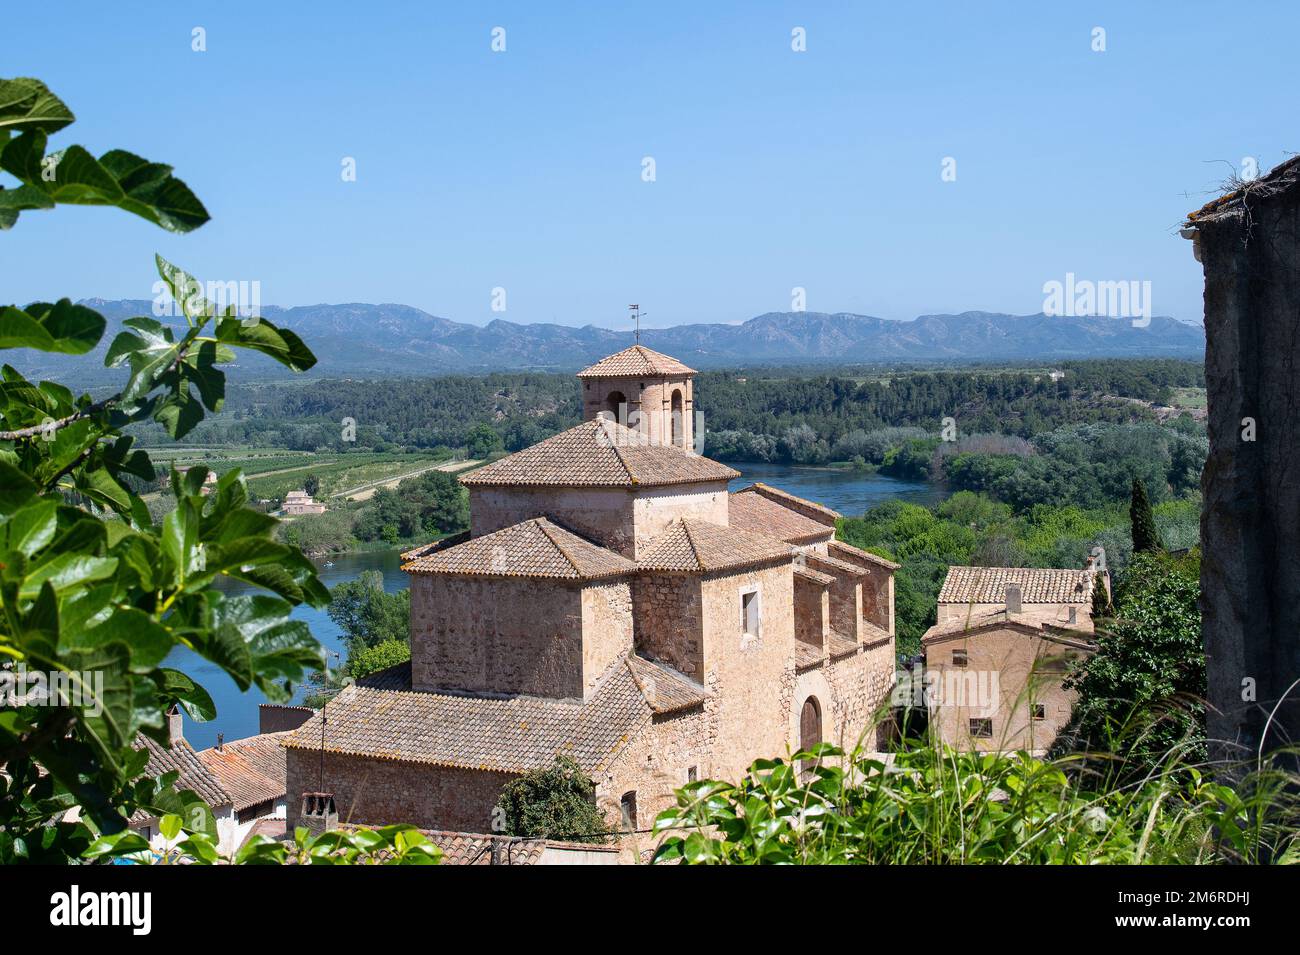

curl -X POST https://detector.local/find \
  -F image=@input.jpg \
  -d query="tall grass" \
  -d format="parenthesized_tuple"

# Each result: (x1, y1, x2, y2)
(651, 719, 1300, 864)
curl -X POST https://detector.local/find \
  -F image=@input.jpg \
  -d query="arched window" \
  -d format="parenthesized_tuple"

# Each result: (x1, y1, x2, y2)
(604, 390, 627, 424)
(670, 389, 684, 446)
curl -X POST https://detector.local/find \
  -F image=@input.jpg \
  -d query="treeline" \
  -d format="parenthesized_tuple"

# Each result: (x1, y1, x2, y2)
(126, 359, 1203, 460)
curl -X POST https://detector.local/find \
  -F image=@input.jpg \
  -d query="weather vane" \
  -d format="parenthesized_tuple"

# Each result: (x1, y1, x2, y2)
(628, 304, 645, 344)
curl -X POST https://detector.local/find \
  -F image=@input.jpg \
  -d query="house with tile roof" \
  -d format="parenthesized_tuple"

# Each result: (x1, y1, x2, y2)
(922, 564, 1102, 754)
(132, 709, 290, 854)
(282, 345, 897, 851)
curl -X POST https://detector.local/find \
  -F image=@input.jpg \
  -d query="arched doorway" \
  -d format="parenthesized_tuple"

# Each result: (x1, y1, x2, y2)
(670, 389, 684, 446)
(799, 696, 822, 777)
(604, 390, 627, 424)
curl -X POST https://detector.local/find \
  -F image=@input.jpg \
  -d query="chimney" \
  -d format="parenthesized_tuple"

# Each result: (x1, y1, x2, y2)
(300, 792, 338, 836)
(1004, 583, 1022, 615)
(166, 705, 184, 745)
(216, 732, 224, 751)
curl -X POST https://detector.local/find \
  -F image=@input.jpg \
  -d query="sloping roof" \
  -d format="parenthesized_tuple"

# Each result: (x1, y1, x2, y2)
(460, 418, 737, 489)
(1187, 155, 1300, 224)
(794, 566, 835, 587)
(402, 518, 636, 581)
(828, 539, 901, 571)
(625, 655, 709, 714)
(805, 552, 868, 578)
(281, 660, 650, 775)
(136, 735, 231, 808)
(638, 518, 793, 574)
(738, 482, 841, 525)
(829, 631, 859, 658)
(938, 566, 1093, 605)
(921, 609, 1096, 651)
(576, 345, 696, 379)
(729, 489, 835, 545)
(197, 733, 287, 812)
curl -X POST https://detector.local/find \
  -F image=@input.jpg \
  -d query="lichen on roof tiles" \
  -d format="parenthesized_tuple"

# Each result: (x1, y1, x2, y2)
(576, 345, 697, 379)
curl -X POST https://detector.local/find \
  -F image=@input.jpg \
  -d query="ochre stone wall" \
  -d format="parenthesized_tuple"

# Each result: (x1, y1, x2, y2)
(793, 574, 829, 650)
(699, 562, 797, 782)
(581, 581, 634, 697)
(470, 486, 636, 556)
(925, 628, 1086, 753)
(630, 483, 730, 558)
(633, 575, 704, 678)
(286, 748, 515, 833)
(410, 575, 584, 698)
(821, 640, 896, 752)
(806, 554, 861, 639)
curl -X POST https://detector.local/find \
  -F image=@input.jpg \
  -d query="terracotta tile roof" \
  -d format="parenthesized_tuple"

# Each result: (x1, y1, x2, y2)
(460, 418, 738, 489)
(729, 490, 835, 545)
(922, 609, 1097, 652)
(625, 655, 708, 714)
(136, 735, 230, 808)
(805, 552, 868, 578)
(795, 641, 824, 669)
(828, 539, 901, 571)
(829, 631, 859, 658)
(281, 660, 650, 775)
(638, 518, 793, 574)
(576, 344, 696, 379)
(401, 531, 469, 562)
(741, 482, 840, 524)
(402, 517, 635, 580)
(356, 660, 412, 691)
(339, 827, 617, 865)
(938, 566, 1093, 605)
(794, 566, 836, 587)
(197, 733, 287, 812)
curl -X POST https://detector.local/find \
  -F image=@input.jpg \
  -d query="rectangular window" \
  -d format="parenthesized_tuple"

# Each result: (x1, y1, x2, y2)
(687, 766, 697, 783)
(952, 649, 968, 667)
(1031, 703, 1046, 720)
(741, 589, 761, 638)
(969, 718, 993, 738)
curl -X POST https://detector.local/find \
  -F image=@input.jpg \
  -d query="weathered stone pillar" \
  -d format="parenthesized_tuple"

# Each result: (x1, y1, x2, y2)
(1188, 158, 1300, 768)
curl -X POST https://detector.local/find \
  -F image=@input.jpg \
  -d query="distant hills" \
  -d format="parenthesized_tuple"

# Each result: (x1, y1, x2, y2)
(16, 301, 1205, 384)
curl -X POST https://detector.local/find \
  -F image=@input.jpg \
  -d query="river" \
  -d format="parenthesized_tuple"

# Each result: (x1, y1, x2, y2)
(172, 463, 944, 748)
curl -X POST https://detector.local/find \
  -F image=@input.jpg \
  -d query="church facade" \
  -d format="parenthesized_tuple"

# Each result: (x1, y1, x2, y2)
(283, 345, 897, 844)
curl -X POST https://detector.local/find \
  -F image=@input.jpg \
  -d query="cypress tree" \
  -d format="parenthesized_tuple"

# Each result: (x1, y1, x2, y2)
(1130, 477, 1161, 553)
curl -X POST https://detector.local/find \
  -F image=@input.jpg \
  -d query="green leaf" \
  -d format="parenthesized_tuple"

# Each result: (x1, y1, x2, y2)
(0, 78, 74, 134)
(214, 316, 316, 371)
(0, 301, 105, 354)
(3, 499, 57, 556)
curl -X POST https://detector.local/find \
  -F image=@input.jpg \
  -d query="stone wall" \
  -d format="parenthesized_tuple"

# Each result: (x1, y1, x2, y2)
(925, 628, 1086, 753)
(410, 575, 584, 698)
(633, 575, 704, 679)
(793, 574, 829, 650)
(699, 562, 797, 782)
(285, 748, 515, 833)
(583, 375, 694, 450)
(1195, 178, 1300, 766)
(580, 581, 635, 696)
(470, 486, 636, 557)
(630, 483, 730, 558)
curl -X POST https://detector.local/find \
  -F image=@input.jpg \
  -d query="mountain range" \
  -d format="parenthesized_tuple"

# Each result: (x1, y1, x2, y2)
(16, 301, 1205, 384)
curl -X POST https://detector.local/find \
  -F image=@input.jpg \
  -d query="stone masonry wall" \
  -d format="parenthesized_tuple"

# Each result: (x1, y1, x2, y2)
(633, 575, 704, 679)
(286, 748, 515, 833)
(581, 581, 635, 697)
(410, 574, 584, 698)
(469, 486, 636, 557)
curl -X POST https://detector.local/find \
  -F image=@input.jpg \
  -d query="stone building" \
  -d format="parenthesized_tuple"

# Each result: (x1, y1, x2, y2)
(922, 566, 1099, 754)
(283, 489, 326, 515)
(1184, 156, 1300, 768)
(282, 345, 898, 845)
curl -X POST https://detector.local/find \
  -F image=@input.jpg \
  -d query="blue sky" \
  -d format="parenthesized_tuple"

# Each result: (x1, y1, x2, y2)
(4, 1, 1295, 329)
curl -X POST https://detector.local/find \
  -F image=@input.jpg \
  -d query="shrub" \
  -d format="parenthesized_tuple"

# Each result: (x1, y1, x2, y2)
(495, 757, 611, 842)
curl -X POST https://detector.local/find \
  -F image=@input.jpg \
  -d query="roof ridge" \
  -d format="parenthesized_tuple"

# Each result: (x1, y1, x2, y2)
(532, 517, 584, 577)
(679, 518, 705, 570)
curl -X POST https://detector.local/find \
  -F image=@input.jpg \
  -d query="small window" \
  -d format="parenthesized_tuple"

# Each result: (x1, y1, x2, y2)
(1068, 606, 1077, 625)
(969, 718, 993, 738)
(686, 766, 697, 783)
(620, 791, 638, 831)
(1031, 703, 1046, 720)
(741, 589, 761, 638)
(952, 649, 968, 667)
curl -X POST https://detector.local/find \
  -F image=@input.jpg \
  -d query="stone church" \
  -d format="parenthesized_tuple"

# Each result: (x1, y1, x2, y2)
(283, 345, 897, 839)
